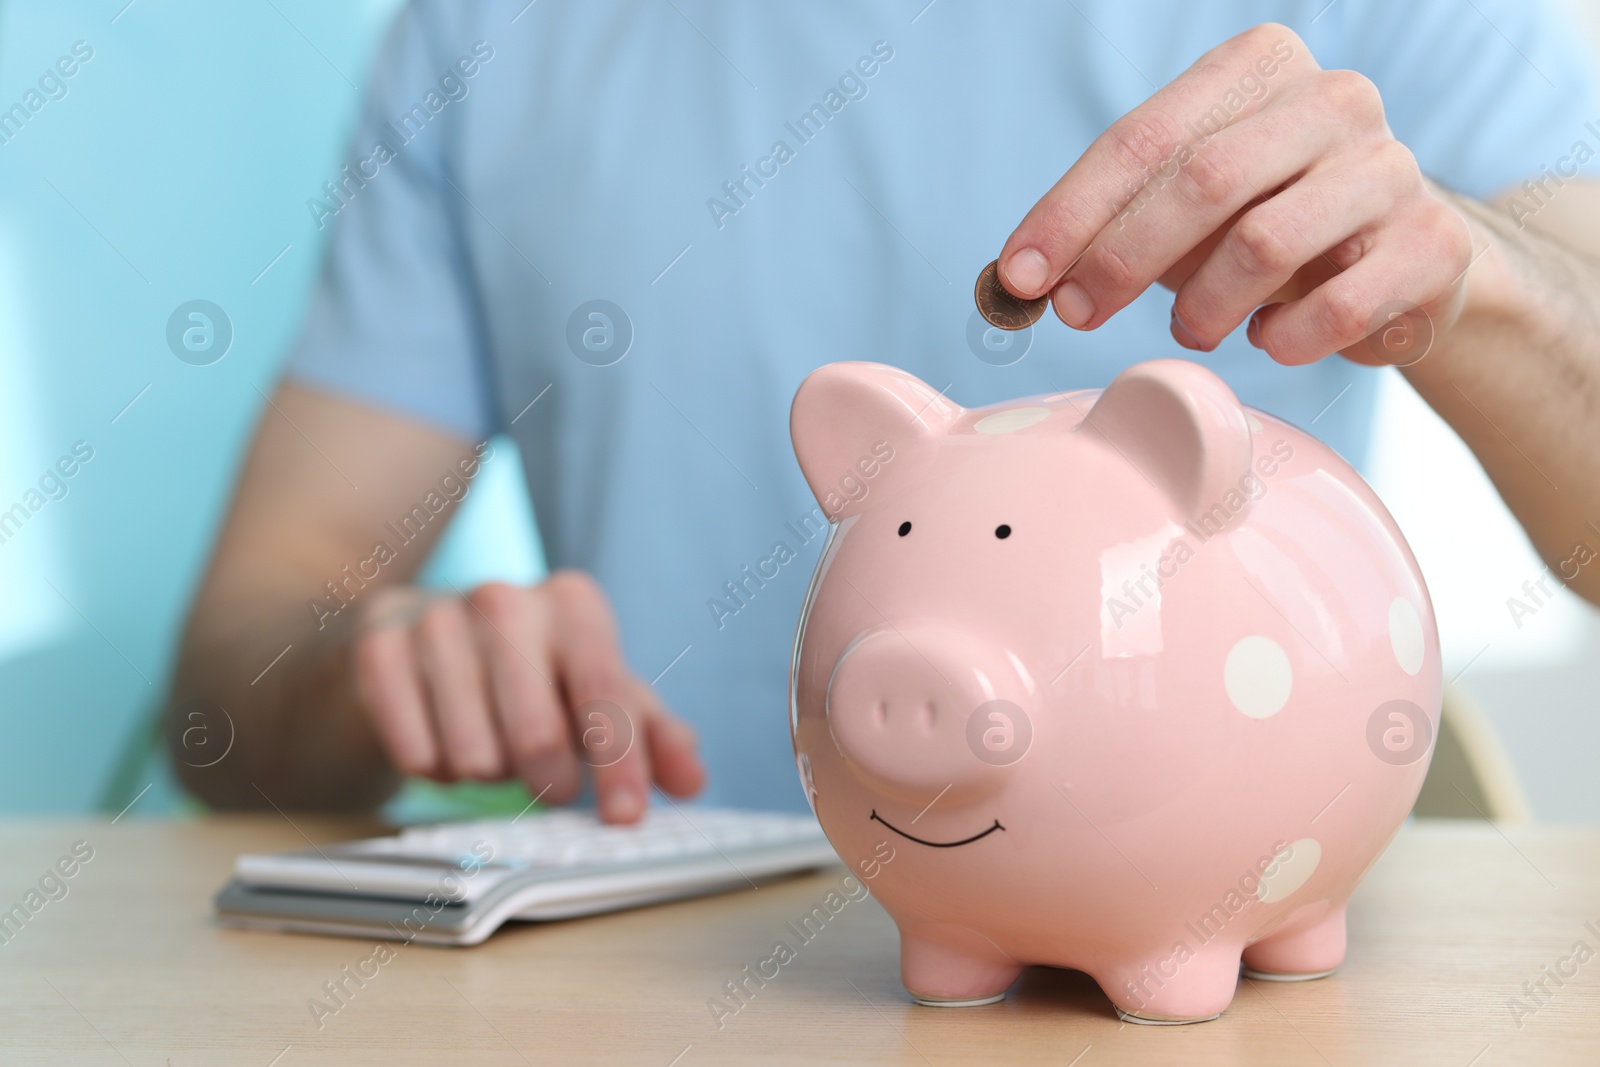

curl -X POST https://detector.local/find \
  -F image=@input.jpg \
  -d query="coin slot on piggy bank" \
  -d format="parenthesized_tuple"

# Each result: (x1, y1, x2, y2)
(788, 359, 1439, 1023)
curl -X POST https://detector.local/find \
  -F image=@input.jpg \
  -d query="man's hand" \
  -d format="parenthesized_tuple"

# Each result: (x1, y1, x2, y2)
(998, 22, 1471, 366)
(998, 21, 1600, 607)
(170, 383, 707, 817)
(353, 574, 704, 823)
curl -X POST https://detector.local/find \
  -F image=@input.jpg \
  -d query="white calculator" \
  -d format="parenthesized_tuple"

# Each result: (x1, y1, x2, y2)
(214, 807, 839, 945)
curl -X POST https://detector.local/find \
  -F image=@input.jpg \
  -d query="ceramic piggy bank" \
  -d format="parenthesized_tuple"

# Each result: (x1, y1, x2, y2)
(787, 358, 1439, 1023)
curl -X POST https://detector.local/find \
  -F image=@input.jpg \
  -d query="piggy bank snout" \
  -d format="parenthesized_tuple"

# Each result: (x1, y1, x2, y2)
(825, 624, 1028, 805)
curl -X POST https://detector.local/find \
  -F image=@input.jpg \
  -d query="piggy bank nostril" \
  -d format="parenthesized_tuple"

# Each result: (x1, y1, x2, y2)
(919, 701, 935, 732)
(872, 700, 887, 728)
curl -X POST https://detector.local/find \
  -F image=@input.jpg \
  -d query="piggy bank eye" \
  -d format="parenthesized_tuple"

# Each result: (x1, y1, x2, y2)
(995, 524, 1012, 539)
(897, 521, 912, 537)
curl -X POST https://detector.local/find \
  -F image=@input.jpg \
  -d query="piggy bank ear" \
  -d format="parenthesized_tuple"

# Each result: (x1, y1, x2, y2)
(791, 362, 960, 520)
(1081, 359, 1254, 522)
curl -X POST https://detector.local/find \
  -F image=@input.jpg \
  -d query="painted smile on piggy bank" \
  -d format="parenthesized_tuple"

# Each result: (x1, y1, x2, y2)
(869, 810, 1005, 848)
(787, 359, 1439, 1023)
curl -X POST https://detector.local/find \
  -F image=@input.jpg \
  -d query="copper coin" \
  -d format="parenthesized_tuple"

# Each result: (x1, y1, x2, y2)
(974, 259, 1049, 331)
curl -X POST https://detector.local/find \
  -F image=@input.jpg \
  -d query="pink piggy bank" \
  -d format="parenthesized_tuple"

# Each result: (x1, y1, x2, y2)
(787, 358, 1439, 1023)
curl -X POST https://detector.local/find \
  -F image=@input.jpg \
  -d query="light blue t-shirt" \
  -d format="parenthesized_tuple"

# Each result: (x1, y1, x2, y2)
(287, 0, 1599, 811)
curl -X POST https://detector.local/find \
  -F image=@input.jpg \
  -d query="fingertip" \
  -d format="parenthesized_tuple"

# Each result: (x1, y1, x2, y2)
(600, 782, 644, 824)
(1051, 280, 1094, 330)
(660, 753, 707, 799)
(661, 712, 698, 750)
(647, 715, 705, 796)
(452, 750, 509, 783)
(1001, 247, 1052, 298)
(1248, 306, 1315, 366)
(391, 746, 439, 780)
(519, 751, 583, 805)
(1170, 308, 1205, 351)
(1260, 339, 1319, 367)
(681, 763, 707, 798)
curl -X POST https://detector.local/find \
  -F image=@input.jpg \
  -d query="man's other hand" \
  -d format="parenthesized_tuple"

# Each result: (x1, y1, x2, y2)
(353, 573, 704, 823)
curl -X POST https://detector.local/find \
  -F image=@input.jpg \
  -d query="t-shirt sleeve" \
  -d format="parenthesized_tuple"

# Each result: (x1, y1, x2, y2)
(1310, 0, 1600, 200)
(283, 3, 495, 442)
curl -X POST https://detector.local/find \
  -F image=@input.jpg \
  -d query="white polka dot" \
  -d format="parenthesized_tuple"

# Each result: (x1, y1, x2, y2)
(974, 406, 1051, 435)
(1246, 411, 1264, 434)
(1388, 597, 1424, 676)
(1255, 838, 1322, 903)
(1224, 636, 1292, 719)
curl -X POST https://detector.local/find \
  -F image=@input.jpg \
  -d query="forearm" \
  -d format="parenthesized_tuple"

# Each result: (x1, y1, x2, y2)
(169, 567, 399, 810)
(165, 383, 485, 808)
(1403, 186, 1600, 604)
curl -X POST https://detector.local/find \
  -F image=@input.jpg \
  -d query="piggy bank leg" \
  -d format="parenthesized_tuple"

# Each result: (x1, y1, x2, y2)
(900, 923, 1022, 1007)
(1241, 903, 1347, 980)
(1097, 943, 1244, 1024)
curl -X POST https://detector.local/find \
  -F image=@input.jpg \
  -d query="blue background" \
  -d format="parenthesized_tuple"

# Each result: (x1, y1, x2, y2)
(0, 0, 541, 814)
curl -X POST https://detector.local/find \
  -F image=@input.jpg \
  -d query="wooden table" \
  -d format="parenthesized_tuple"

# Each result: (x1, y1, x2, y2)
(0, 816, 1596, 1065)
